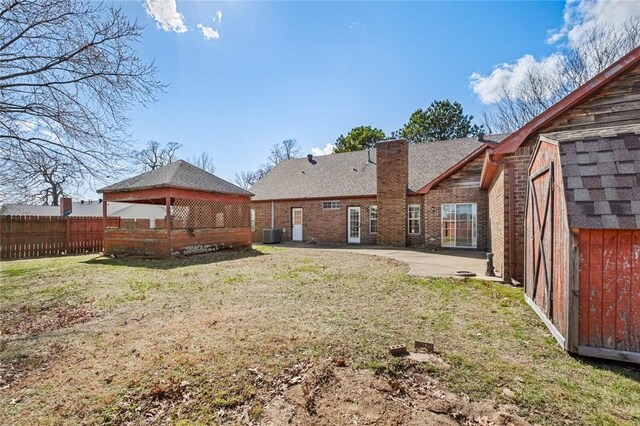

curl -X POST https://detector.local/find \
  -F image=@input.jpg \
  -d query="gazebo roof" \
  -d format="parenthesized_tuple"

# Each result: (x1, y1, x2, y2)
(98, 160, 253, 197)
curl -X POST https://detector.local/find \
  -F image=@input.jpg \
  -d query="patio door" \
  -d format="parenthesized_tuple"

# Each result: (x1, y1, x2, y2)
(291, 208, 303, 241)
(347, 207, 361, 244)
(441, 203, 477, 248)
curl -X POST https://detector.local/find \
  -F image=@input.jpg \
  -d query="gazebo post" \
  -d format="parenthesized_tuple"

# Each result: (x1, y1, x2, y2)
(165, 193, 172, 256)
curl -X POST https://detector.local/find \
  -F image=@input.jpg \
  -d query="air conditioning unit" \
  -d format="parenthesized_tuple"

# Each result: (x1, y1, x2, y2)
(262, 228, 281, 244)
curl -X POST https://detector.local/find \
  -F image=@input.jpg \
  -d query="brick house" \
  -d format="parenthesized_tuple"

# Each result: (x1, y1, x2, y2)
(480, 45, 640, 284)
(250, 134, 508, 250)
(250, 45, 640, 285)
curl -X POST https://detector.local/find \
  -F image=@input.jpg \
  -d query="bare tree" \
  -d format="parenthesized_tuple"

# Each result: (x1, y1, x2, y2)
(235, 139, 299, 189)
(132, 141, 182, 171)
(484, 17, 640, 133)
(0, 0, 163, 197)
(234, 163, 273, 190)
(188, 152, 216, 174)
(234, 170, 256, 190)
(269, 139, 300, 165)
(0, 150, 81, 205)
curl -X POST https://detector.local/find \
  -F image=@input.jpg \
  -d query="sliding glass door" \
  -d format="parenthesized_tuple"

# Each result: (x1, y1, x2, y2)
(441, 203, 477, 248)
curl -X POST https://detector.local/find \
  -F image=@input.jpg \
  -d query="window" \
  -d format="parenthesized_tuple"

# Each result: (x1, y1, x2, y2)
(322, 200, 340, 209)
(369, 205, 378, 234)
(407, 204, 420, 234)
(441, 203, 477, 248)
(250, 209, 256, 232)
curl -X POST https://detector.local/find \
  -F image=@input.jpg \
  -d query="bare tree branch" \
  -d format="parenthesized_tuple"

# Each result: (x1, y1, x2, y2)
(482, 17, 640, 132)
(0, 0, 164, 203)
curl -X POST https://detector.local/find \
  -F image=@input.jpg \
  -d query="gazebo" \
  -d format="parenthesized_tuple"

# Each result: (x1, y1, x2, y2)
(97, 160, 253, 258)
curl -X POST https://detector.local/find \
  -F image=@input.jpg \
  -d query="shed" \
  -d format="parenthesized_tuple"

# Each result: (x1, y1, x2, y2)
(98, 160, 253, 258)
(525, 124, 640, 363)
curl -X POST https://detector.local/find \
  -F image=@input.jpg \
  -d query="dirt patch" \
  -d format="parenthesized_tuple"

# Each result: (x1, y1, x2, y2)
(261, 358, 529, 426)
(0, 302, 99, 337)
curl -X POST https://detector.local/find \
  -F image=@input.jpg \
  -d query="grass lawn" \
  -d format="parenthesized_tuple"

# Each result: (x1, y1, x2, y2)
(1, 247, 639, 425)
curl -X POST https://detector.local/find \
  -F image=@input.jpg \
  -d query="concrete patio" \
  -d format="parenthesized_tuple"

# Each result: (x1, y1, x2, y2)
(261, 243, 503, 282)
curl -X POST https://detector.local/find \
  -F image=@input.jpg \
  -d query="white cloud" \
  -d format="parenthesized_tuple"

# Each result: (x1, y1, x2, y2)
(470, 0, 640, 104)
(197, 23, 220, 41)
(470, 54, 564, 104)
(144, 0, 188, 33)
(214, 10, 223, 23)
(311, 144, 335, 156)
(549, 0, 640, 47)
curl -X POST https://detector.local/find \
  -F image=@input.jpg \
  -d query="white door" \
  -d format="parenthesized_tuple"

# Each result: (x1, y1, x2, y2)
(292, 208, 303, 241)
(347, 207, 361, 244)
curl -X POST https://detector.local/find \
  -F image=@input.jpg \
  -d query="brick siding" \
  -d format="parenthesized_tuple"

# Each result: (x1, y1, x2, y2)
(376, 139, 409, 246)
(488, 167, 505, 277)
(489, 145, 533, 283)
(251, 198, 378, 244)
(424, 187, 489, 251)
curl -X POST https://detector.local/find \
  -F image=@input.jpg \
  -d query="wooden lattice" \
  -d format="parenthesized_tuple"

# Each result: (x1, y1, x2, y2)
(172, 198, 250, 229)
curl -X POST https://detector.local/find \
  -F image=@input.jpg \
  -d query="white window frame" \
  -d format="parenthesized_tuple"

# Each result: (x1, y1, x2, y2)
(369, 205, 378, 234)
(441, 203, 477, 248)
(322, 200, 341, 209)
(407, 204, 420, 235)
(250, 209, 256, 232)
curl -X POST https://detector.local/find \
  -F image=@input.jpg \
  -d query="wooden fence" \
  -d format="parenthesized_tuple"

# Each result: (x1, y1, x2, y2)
(0, 215, 120, 260)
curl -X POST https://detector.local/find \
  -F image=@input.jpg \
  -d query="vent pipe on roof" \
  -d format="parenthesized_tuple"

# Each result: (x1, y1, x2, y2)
(307, 154, 317, 165)
(477, 132, 485, 142)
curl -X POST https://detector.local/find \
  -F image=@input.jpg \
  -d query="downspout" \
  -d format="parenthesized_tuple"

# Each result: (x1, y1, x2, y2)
(271, 201, 275, 229)
(487, 150, 517, 285)
(507, 163, 518, 285)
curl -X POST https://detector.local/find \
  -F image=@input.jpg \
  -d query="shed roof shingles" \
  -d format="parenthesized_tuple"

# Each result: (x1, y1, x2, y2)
(250, 134, 510, 201)
(546, 124, 640, 229)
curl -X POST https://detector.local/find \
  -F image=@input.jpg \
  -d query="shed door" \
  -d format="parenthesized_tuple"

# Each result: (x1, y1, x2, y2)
(291, 208, 303, 241)
(526, 163, 554, 319)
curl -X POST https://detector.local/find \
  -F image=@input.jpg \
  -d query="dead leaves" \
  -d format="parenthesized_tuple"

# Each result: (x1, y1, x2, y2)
(0, 302, 99, 337)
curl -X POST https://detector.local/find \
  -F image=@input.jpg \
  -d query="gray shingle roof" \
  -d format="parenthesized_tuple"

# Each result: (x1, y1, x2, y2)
(544, 124, 640, 229)
(250, 134, 510, 201)
(98, 160, 252, 196)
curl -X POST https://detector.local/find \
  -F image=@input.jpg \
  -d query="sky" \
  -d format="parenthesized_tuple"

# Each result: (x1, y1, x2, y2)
(113, 0, 639, 187)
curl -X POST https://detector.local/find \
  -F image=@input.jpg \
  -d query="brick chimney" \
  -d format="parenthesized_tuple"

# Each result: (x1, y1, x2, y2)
(60, 197, 72, 217)
(376, 139, 408, 246)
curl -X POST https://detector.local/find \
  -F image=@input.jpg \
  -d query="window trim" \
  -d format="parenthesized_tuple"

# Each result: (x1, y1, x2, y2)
(440, 203, 477, 248)
(322, 200, 341, 210)
(407, 204, 421, 235)
(369, 205, 378, 234)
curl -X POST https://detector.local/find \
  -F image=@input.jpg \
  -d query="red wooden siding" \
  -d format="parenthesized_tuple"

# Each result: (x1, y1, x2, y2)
(578, 229, 640, 352)
(0, 215, 120, 260)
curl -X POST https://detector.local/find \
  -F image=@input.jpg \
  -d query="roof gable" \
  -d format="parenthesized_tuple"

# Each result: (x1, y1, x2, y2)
(98, 160, 252, 197)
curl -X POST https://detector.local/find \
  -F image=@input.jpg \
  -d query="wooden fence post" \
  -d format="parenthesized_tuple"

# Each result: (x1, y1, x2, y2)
(65, 216, 70, 254)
